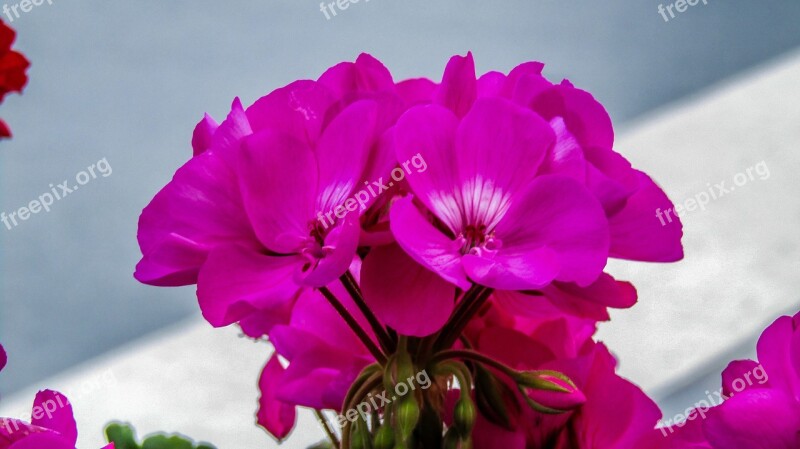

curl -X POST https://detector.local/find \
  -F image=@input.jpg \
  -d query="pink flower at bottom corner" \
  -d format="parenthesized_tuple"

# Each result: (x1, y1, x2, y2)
(0, 387, 111, 449)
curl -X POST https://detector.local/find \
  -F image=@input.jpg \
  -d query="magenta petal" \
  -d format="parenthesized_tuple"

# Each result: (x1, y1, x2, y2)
(531, 81, 614, 151)
(609, 172, 684, 262)
(756, 316, 800, 399)
(393, 104, 463, 231)
(493, 175, 610, 287)
(435, 52, 477, 117)
(721, 360, 769, 398)
(362, 243, 456, 337)
(704, 389, 800, 449)
(246, 80, 336, 144)
(197, 245, 300, 328)
(135, 151, 257, 287)
(298, 214, 361, 287)
(239, 130, 317, 253)
(207, 98, 252, 167)
(455, 98, 554, 209)
(30, 390, 77, 446)
(396, 78, 436, 106)
(315, 100, 378, 214)
(549, 273, 637, 310)
(539, 117, 586, 181)
(476, 71, 505, 98)
(318, 53, 395, 99)
(257, 355, 297, 441)
(0, 343, 6, 372)
(389, 197, 470, 290)
(7, 432, 75, 449)
(191, 113, 218, 156)
(463, 247, 559, 291)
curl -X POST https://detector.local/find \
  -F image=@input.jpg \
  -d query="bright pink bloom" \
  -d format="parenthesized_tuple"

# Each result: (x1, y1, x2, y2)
(0, 344, 6, 373)
(257, 275, 376, 439)
(390, 97, 610, 292)
(403, 53, 684, 265)
(135, 54, 402, 335)
(0, 391, 113, 449)
(694, 313, 800, 448)
(0, 20, 28, 139)
(461, 300, 661, 448)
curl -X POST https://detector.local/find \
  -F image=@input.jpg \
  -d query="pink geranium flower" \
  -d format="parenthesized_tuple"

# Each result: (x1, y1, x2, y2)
(135, 55, 402, 335)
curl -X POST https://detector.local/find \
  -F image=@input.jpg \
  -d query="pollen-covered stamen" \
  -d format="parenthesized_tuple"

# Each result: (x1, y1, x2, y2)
(458, 223, 503, 257)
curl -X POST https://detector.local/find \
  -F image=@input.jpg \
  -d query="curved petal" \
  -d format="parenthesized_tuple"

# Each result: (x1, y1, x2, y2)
(297, 213, 361, 287)
(191, 113, 218, 156)
(454, 98, 555, 229)
(396, 78, 436, 106)
(389, 197, 470, 290)
(435, 52, 477, 117)
(207, 98, 252, 167)
(530, 80, 614, 151)
(318, 53, 395, 100)
(463, 247, 560, 291)
(704, 389, 800, 449)
(246, 80, 336, 144)
(721, 360, 769, 398)
(548, 273, 637, 310)
(539, 117, 586, 181)
(756, 316, 800, 399)
(30, 390, 77, 446)
(0, 343, 6, 372)
(393, 104, 463, 231)
(609, 171, 684, 262)
(362, 243, 456, 337)
(257, 355, 297, 441)
(239, 130, 317, 253)
(493, 175, 610, 287)
(135, 150, 258, 287)
(316, 100, 378, 214)
(7, 432, 75, 449)
(197, 245, 301, 328)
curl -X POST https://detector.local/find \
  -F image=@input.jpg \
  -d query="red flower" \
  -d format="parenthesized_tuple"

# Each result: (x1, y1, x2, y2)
(0, 19, 29, 139)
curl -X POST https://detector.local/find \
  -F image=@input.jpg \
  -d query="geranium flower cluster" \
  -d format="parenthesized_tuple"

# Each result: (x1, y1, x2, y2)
(135, 52, 775, 449)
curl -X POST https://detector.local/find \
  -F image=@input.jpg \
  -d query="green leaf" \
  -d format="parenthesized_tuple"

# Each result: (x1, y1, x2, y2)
(142, 435, 194, 449)
(105, 423, 140, 449)
(104, 422, 217, 449)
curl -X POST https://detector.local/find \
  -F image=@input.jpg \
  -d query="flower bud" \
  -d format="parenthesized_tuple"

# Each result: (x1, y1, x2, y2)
(453, 398, 476, 437)
(395, 396, 421, 439)
(517, 370, 585, 414)
(373, 425, 395, 449)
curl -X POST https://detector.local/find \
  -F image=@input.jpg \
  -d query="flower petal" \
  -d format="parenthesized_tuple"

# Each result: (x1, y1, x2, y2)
(704, 389, 800, 449)
(389, 197, 470, 290)
(492, 175, 610, 287)
(257, 355, 297, 441)
(246, 80, 336, 144)
(239, 130, 318, 253)
(191, 113, 219, 156)
(297, 213, 361, 287)
(197, 245, 300, 328)
(30, 390, 77, 446)
(362, 243, 456, 337)
(609, 172, 685, 262)
(135, 150, 257, 287)
(315, 100, 378, 214)
(435, 53, 477, 117)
